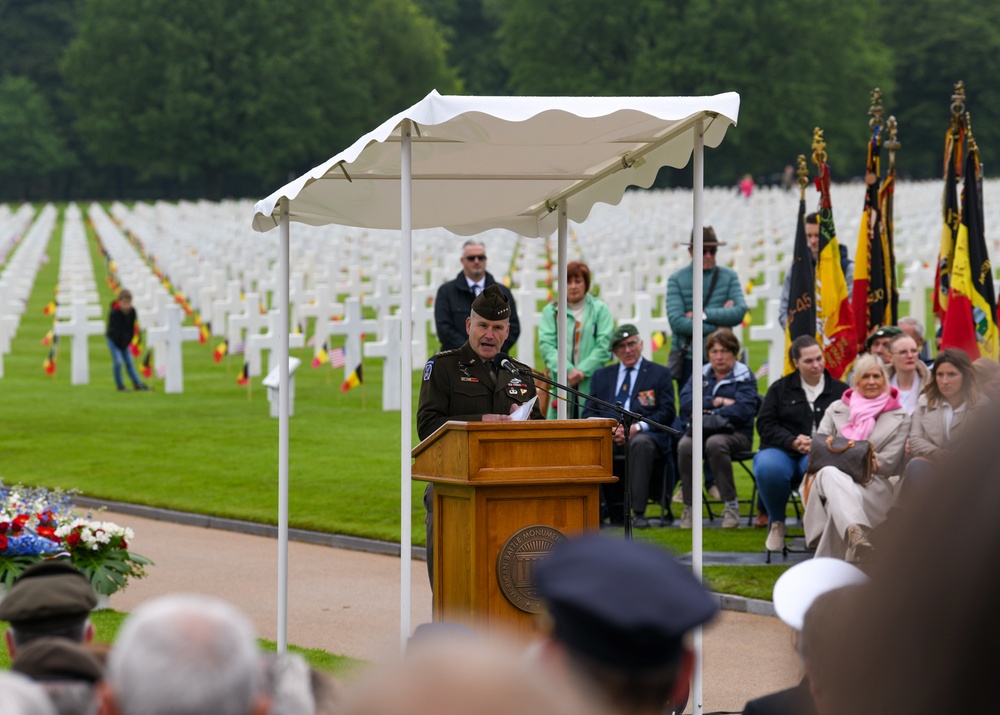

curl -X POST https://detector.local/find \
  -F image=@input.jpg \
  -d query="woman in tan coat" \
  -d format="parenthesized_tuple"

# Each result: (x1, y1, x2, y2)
(803, 354, 910, 562)
(906, 349, 984, 466)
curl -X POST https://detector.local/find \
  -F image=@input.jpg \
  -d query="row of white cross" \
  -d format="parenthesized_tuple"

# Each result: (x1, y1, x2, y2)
(8, 177, 997, 401)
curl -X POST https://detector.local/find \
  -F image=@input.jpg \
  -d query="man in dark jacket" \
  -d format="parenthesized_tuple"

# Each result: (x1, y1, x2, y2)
(754, 335, 848, 552)
(106, 289, 150, 392)
(434, 240, 520, 353)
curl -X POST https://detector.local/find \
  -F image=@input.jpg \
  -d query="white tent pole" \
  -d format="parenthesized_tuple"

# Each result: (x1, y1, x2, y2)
(691, 119, 706, 715)
(400, 119, 413, 651)
(556, 201, 568, 419)
(277, 197, 290, 652)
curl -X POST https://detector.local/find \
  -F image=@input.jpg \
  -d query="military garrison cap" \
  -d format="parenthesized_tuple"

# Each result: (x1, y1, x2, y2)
(470, 284, 510, 321)
(12, 637, 104, 682)
(0, 559, 98, 632)
(610, 323, 641, 350)
(535, 535, 717, 669)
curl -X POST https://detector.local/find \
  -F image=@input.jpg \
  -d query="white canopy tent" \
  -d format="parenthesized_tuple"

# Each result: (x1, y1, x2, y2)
(252, 91, 739, 714)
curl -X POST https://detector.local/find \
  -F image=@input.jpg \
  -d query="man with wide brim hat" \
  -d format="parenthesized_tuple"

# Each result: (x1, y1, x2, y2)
(532, 535, 717, 715)
(0, 559, 98, 658)
(582, 324, 675, 528)
(666, 226, 747, 387)
(417, 283, 544, 584)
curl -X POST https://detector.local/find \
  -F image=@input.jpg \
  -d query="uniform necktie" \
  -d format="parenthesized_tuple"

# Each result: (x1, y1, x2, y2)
(620, 366, 633, 399)
(472, 284, 481, 297)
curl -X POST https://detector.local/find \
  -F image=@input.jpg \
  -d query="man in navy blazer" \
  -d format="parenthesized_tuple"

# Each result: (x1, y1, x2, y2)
(583, 325, 675, 528)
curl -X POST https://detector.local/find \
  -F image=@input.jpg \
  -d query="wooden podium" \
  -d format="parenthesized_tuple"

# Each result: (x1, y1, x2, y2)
(412, 418, 616, 639)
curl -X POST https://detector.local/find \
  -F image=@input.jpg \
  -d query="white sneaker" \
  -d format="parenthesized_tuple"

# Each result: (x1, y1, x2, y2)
(679, 506, 693, 529)
(721, 506, 740, 529)
(672, 489, 685, 503)
(707, 485, 722, 501)
(765, 521, 787, 552)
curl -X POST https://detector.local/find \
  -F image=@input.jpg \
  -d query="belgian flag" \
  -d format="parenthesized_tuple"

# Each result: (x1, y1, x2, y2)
(142, 350, 153, 379)
(814, 155, 857, 379)
(213, 339, 228, 364)
(340, 363, 363, 393)
(43, 348, 56, 375)
(783, 197, 816, 375)
(237, 361, 250, 386)
(312, 342, 330, 368)
(941, 144, 998, 360)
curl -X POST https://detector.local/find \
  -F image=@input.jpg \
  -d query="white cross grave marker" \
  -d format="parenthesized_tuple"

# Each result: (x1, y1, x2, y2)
(145, 304, 200, 393)
(54, 301, 105, 385)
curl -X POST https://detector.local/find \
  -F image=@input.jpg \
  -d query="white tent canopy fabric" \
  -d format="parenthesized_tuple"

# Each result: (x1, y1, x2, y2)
(253, 91, 739, 237)
(251, 91, 738, 715)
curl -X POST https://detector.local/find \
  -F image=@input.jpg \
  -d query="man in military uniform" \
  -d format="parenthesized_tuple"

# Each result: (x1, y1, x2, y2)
(532, 534, 718, 715)
(418, 284, 544, 583)
(0, 560, 98, 658)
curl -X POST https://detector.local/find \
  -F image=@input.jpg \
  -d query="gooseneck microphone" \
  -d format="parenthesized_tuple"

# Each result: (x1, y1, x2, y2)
(495, 352, 523, 375)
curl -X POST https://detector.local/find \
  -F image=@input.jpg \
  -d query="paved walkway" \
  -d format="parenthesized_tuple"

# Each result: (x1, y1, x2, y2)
(102, 509, 801, 714)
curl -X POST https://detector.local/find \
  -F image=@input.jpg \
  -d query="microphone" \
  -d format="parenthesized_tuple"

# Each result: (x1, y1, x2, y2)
(495, 352, 523, 375)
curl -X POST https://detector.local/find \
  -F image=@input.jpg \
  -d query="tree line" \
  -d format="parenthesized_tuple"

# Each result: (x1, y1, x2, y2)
(1, 0, 997, 201)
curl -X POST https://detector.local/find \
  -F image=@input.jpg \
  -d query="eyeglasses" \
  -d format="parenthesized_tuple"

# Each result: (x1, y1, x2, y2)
(615, 338, 641, 351)
(464, 254, 487, 262)
(703, 246, 717, 255)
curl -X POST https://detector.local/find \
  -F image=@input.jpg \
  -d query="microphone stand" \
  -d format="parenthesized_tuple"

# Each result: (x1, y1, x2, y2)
(518, 366, 679, 541)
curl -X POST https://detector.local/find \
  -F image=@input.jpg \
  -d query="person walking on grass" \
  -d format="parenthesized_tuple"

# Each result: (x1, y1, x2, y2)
(106, 289, 150, 392)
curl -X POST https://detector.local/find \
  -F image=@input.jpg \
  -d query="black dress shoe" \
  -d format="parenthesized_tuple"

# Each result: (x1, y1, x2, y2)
(632, 515, 650, 529)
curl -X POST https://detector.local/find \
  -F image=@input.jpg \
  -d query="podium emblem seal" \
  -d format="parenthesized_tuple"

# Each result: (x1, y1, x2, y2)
(496, 525, 568, 613)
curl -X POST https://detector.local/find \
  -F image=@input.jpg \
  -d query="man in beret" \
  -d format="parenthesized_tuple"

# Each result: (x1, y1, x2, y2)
(0, 560, 98, 658)
(865, 324, 903, 365)
(583, 325, 675, 529)
(418, 283, 544, 583)
(532, 535, 717, 715)
(434, 239, 520, 353)
(666, 226, 747, 387)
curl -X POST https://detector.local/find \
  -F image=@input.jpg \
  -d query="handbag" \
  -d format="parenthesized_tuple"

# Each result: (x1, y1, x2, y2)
(685, 412, 735, 438)
(805, 433, 876, 487)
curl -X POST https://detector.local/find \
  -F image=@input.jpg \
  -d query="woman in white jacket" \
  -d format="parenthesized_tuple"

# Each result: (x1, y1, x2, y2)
(803, 354, 910, 562)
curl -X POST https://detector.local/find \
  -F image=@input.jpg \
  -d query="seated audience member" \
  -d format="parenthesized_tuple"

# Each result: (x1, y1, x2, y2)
(533, 535, 718, 715)
(972, 357, 1000, 400)
(12, 637, 103, 715)
(538, 261, 615, 418)
(755, 336, 848, 552)
(335, 639, 595, 715)
(903, 349, 984, 482)
(863, 325, 902, 365)
(0, 561, 98, 658)
(802, 354, 909, 562)
(677, 329, 757, 529)
(885, 333, 930, 415)
(897, 316, 932, 365)
(100, 594, 268, 715)
(0, 671, 57, 715)
(743, 558, 868, 715)
(582, 325, 675, 528)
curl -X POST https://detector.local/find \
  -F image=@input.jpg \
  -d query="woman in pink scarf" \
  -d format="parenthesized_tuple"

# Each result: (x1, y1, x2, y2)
(803, 354, 910, 562)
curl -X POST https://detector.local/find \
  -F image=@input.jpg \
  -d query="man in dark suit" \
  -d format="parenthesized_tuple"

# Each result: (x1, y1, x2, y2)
(434, 239, 520, 353)
(583, 324, 675, 528)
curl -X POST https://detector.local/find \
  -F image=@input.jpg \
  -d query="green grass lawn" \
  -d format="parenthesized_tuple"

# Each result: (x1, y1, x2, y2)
(2, 203, 874, 605)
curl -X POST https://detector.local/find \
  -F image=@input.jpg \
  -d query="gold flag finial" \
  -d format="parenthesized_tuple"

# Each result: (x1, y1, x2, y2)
(951, 81, 966, 119)
(868, 88, 885, 131)
(796, 154, 809, 199)
(811, 128, 827, 165)
(884, 116, 900, 172)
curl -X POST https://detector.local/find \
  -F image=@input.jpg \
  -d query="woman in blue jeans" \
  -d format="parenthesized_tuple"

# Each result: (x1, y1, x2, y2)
(755, 335, 847, 552)
(106, 289, 150, 392)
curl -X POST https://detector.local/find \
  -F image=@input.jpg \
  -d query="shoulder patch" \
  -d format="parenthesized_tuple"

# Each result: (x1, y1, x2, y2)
(423, 360, 434, 381)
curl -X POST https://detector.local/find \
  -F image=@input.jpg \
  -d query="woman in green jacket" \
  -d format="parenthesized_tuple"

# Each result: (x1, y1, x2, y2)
(538, 262, 615, 419)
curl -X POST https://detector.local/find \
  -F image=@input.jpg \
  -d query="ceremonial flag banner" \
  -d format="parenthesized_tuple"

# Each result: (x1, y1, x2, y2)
(853, 128, 897, 352)
(814, 161, 857, 379)
(935, 124, 964, 321)
(784, 198, 816, 375)
(941, 146, 998, 360)
(341, 363, 363, 393)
